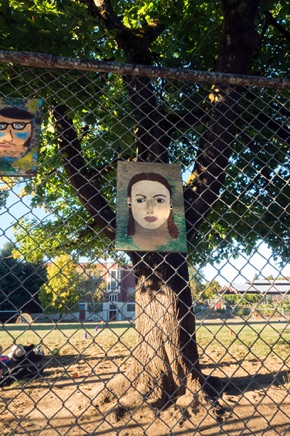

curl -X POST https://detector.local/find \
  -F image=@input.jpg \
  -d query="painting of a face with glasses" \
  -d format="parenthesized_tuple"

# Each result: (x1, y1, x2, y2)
(0, 99, 42, 176)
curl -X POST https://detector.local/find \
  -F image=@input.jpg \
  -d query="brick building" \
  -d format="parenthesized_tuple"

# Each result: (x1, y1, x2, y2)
(78, 262, 136, 321)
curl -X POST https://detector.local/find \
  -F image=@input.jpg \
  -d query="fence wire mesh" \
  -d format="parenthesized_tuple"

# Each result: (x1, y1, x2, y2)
(0, 54, 289, 435)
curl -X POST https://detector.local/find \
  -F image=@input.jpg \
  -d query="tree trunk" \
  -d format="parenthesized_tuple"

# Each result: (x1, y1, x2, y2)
(130, 252, 201, 405)
(94, 253, 211, 420)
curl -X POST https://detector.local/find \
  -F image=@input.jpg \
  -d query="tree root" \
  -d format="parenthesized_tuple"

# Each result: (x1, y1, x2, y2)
(92, 371, 229, 427)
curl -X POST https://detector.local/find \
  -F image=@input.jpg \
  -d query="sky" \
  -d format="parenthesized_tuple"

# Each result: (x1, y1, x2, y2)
(202, 247, 290, 285)
(1, 184, 289, 286)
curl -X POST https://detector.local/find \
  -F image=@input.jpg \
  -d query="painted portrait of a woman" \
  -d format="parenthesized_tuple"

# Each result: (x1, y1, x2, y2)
(116, 162, 187, 252)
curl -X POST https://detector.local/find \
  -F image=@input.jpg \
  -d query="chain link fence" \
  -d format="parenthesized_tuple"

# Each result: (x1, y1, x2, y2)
(0, 52, 289, 435)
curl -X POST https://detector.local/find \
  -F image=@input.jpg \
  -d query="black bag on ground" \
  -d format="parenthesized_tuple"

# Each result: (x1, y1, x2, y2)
(0, 344, 44, 387)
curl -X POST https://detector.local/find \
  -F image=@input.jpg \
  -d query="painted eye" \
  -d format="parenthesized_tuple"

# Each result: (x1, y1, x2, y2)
(12, 122, 26, 130)
(136, 198, 145, 203)
(155, 198, 165, 204)
(0, 123, 8, 130)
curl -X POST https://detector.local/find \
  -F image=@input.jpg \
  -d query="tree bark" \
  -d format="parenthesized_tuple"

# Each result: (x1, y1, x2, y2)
(130, 252, 201, 403)
(184, 0, 260, 235)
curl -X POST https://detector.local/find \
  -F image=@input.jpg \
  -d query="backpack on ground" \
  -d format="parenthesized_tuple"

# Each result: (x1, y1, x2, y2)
(0, 343, 45, 387)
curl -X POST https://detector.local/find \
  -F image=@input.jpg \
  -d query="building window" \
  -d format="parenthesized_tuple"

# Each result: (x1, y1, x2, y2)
(127, 303, 135, 312)
(109, 294, 118, 302)
(127, 295, 135, 302)
(110, 280, 118, 290)
(127, 288, 135, 301)
(111, 270, 120, 280)
(108, 269, 120, 291)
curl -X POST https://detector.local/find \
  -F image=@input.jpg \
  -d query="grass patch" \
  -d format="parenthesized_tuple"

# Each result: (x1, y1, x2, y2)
(196, 322, 290, 361)
(0, 321, 289, 363)
(0, 323, 136, 357)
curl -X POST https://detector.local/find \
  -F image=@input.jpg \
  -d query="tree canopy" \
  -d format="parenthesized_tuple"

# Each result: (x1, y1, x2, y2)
(0, 242, 46, 318)
(0, 1, 289, 266)
(39, 255, 106, 314)
(39, 254, 80, 313)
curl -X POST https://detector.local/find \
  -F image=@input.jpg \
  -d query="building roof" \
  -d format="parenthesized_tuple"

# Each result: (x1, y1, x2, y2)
(221, 280, 290, 295)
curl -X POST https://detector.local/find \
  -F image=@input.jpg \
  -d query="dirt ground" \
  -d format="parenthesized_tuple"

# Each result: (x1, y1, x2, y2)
(1, 339, 289, 436)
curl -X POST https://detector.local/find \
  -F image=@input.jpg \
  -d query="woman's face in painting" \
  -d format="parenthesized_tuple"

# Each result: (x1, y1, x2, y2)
(0, 115, 32, 159)
(129, 180, 172, 230)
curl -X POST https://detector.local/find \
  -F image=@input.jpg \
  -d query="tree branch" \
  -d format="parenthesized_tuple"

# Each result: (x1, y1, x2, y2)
(184, 87, 237, 235)
(53, 103, 116, 240)
(185, 0, 260, 236)
(82, 0, 169, 162)
(264, 10, 290, 44)
(83, 0, 124, 30)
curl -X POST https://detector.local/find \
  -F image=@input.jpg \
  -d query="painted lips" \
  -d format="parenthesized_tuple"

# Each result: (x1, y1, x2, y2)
(144, 216, 157, 222)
